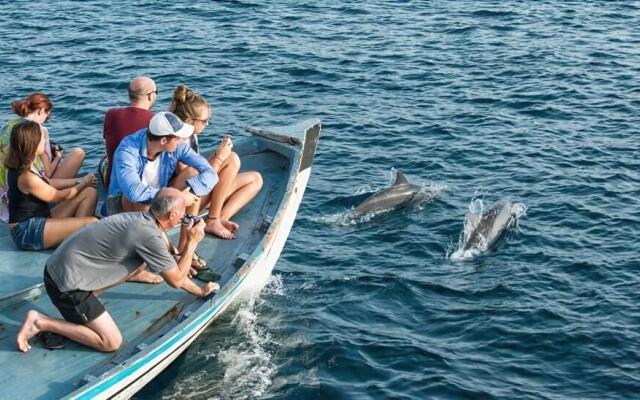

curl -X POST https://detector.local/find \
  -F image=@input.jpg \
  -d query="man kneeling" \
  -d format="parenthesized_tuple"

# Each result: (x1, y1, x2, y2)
(16, 188, 217, 352)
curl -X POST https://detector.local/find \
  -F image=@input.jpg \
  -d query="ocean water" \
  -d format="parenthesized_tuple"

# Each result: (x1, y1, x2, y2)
(2, 1, 639, 399)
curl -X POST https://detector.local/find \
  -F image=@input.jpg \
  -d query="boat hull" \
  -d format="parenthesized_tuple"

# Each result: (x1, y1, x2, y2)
(66, 119, 320, 400)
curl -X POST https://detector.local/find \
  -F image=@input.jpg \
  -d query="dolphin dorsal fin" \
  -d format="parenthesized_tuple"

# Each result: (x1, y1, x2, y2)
(394, 172, 409, 186)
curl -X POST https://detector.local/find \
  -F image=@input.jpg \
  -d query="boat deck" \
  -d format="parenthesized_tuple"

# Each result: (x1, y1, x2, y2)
(0, 143, 290, 399)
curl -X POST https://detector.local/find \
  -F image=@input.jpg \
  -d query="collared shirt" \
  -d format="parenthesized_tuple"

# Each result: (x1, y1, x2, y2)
(108, 129, 217, 203)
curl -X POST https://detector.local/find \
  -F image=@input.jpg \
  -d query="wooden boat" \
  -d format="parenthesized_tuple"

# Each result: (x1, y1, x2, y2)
(0, 119, 320, 399)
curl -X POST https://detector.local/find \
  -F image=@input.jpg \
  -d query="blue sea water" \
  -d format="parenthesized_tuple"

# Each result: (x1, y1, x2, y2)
(1, 1, 639, 399)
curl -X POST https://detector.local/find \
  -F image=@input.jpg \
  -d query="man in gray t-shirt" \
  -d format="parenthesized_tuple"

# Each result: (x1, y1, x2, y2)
(47, 211, 176, 293)
(16, 188, 217, 353)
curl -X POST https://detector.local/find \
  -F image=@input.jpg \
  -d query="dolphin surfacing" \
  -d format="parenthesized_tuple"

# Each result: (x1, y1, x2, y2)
(348, 172, 434, 219)
(451, 199, 523, 261)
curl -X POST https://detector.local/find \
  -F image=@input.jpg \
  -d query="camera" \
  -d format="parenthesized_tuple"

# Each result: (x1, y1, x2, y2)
(181, 214, 201, 226)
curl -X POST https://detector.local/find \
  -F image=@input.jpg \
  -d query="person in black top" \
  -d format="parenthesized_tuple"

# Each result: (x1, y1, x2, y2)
(4, 120, 98, 250)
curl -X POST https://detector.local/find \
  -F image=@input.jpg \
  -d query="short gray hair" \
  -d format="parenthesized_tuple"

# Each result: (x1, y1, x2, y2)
(149, 189, 182, 217)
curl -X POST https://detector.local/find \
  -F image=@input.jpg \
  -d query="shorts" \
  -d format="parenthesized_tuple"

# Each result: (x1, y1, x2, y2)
(105, 194, 123, 216)
(10, 216, 47, 251)
(44, 268, 106, 324)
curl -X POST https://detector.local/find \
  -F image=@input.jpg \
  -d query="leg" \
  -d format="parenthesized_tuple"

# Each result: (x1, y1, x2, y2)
(94, 263, 161, 297)
(207, 152, 240, 219)
(17, 309, 122, 352)
(170, 167, 204, 252)
(127, 266, 164, 284)
(42, 217, 97, 249)
(52, 148, 85, 179)
(121, 196, 150, 212)
(50, 187, 98, 218)
(169, 166, 198, 191)
(220, 171, 263, 220)
(204, 153, 241, 239)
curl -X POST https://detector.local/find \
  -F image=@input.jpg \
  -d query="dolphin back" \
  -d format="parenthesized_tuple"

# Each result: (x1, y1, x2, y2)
(463, 199, 515, 251)
(349, 171, 432, 218)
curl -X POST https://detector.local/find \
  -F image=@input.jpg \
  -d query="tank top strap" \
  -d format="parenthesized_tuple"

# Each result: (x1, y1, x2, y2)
(28, 165, 49, 184)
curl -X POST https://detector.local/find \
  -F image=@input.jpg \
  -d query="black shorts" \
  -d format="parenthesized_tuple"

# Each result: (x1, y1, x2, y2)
(44, 267, 106, 324)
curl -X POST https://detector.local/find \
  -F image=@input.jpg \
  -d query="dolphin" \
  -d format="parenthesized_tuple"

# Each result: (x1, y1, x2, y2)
(348, 172, 434, 219)
(451, 199, 522, 260)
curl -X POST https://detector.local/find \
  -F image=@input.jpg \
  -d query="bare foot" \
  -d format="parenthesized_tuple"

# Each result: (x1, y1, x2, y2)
(221, 219, 239, 233)
(205, 218, 236, 240)
(16, 310, 42, 352)
(174, 253, 207, 270)
(128, 269, 163, 284)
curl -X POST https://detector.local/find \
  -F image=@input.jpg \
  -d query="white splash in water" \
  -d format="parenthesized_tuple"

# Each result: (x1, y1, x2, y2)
(216, 299, 277, 399)
(353, 184, 374, 195)
(262, 274, 285, 297)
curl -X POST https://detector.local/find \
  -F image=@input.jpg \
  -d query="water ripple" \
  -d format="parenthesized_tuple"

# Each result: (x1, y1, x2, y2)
(2, 1, 639, 399)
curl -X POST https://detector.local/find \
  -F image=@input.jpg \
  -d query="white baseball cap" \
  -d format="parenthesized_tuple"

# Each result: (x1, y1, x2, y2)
(149, 111, 194, 138)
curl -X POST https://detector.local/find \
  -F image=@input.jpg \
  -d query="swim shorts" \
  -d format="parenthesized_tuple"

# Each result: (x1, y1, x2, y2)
(44, 268, 106, 325)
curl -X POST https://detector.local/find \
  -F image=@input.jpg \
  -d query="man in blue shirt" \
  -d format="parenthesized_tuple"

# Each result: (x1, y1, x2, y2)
(108, 111, 217, 215)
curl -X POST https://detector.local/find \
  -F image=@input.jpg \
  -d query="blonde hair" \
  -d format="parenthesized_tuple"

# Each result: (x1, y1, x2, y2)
(168, 85, 209, 122)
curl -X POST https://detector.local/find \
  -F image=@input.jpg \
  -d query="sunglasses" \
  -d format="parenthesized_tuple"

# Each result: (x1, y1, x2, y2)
(191, 117, 209, 127)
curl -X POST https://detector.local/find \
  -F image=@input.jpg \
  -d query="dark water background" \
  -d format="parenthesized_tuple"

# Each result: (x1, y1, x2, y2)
(1, 1, 639, 399)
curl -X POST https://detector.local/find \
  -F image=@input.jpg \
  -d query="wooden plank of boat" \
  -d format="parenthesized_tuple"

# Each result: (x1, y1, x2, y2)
(0, 119, 320, 400)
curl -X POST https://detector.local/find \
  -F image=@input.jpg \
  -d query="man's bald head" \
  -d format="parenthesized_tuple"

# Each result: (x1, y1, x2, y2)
(128, 76, 156, 102)
(149, 188, 185, 218)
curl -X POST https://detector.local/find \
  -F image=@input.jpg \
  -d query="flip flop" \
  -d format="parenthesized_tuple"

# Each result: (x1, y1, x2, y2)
(171, 244, 208, 271)
(39, 332, 65, 350)
(195, 269, 221, 283)
(192, 252, 208, 271)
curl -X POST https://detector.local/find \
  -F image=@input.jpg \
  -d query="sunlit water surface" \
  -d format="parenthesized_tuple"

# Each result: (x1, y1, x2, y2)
(1, 1, 639, 399)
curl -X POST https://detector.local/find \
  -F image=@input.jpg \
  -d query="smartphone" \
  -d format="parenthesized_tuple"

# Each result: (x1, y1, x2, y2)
(181, 214, 201, 226)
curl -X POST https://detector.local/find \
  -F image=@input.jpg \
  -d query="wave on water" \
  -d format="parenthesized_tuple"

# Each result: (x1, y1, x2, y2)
(214, 276, 285, 399)
(450, 197, 527, 261)
(216, 307, 275, 399)
(160, 276, 284, 400)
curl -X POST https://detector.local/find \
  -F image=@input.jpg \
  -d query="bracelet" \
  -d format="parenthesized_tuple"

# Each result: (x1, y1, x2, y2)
(205, 216, 218, 220)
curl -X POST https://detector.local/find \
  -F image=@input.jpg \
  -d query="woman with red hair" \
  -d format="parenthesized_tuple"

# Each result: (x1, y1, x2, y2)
(1, 93, 86, 178)
(0, 93, 87, 221)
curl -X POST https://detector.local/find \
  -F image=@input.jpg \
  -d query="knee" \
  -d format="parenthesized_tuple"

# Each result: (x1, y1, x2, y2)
(252, 172, 263, 190)
(228, 152, 240, 170)
(83, 186, 98, 200)
(100, 331, 122, 352)
(68, 147, 86, 161)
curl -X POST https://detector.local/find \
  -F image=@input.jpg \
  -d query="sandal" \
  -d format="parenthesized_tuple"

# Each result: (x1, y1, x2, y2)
(195, 269, 221, 283)
(192, 252, 208, 271)
(170, 244, 208, 271)
(39, 332, 65, 350)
